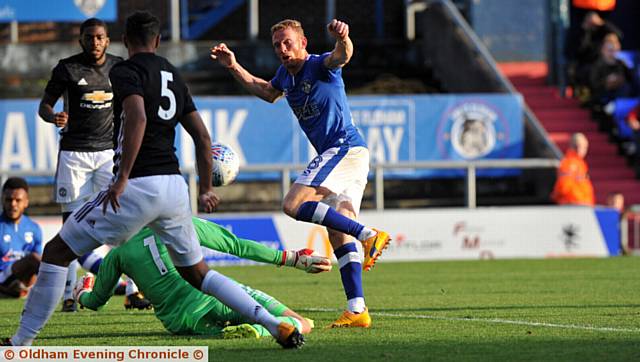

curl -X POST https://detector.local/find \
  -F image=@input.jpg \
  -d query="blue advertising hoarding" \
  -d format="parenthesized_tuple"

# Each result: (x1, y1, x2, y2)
(201, 217, 284, 265)
(0, 0, 117, 22)
(0, 94, 523, 181)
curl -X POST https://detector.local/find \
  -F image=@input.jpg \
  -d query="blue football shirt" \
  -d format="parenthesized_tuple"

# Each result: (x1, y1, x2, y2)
(271, 52, 366, 154)
(0, 213, 43, 271)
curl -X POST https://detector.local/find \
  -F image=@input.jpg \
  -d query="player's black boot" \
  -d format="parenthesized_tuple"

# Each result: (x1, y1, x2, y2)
(275, 323, 305, 349)
(124, 292, 152, 310)
(61, 299, 77, 312)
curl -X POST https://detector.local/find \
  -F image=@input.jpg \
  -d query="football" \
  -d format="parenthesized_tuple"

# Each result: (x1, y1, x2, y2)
(211, 142, 240, 186)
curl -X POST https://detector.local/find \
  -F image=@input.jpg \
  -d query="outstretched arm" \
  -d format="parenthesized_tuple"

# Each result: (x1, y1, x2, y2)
(193, 217, 331, 273)
(323, 19, 353, 69)
(210, 43, 283, 103)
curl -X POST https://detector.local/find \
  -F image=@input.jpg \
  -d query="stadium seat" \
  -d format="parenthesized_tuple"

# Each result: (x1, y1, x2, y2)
(614, 50, 639, 70)
(612, 97, 640, 140)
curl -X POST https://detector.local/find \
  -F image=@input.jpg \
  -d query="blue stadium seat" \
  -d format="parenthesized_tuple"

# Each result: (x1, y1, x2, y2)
(615, 50, 638, 69)
(612, 97, 639, 140)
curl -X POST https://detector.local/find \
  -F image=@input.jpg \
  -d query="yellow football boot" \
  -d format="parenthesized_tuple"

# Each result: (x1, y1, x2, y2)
(362, 229, 391, 271)
(329, 308, 372, 328)
(222, 324, 260, 339)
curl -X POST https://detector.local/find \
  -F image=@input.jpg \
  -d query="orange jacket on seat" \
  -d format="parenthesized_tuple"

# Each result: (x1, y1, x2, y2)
(551, 149, 595, 205)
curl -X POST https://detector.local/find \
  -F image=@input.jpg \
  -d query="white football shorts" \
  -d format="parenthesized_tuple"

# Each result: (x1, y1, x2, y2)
(295, 146, 369, 214)
(60, 174, 202, 267)
(54, 150, 115, 212)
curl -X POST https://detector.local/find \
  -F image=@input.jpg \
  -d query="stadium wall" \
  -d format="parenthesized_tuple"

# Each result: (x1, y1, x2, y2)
(469, 0, 548, 62)
(32, 206, 621, 265)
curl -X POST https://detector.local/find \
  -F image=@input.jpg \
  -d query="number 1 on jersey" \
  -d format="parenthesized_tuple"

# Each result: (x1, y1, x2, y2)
(158, 70, 176, 120)
(143, 236, 169, 275)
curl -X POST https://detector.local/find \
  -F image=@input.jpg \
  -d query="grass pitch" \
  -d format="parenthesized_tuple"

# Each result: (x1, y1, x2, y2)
(1, 258, 639, 361)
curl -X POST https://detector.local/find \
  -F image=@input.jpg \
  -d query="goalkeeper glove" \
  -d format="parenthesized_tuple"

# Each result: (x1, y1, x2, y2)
(73, 273, 95, 305)
(282, 249, 332, 273)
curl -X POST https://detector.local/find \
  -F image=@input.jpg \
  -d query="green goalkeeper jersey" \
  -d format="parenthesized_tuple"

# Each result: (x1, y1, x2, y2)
(79, 217, 284, 334)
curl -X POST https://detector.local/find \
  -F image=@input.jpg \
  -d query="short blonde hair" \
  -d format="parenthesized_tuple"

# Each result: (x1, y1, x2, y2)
(271, 19, 305, 37)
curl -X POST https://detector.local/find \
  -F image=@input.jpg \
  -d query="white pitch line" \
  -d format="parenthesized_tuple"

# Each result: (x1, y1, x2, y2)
(301, 308, 640, 333)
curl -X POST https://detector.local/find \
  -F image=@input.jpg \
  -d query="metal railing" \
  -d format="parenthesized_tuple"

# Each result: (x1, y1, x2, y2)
(183, 158, 560, 211)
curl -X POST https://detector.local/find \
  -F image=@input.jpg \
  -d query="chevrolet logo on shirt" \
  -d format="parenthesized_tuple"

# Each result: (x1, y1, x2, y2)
(81, 91, 113, 104)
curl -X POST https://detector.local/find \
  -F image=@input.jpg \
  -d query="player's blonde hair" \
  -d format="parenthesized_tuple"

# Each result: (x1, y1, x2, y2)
(271, 19, 305, 37)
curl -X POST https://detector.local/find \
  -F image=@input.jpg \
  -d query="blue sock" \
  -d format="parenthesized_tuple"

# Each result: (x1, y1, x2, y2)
(296, 201, 364, 237)
(78, 252, 102, 274)
(334, 243, 365, 312)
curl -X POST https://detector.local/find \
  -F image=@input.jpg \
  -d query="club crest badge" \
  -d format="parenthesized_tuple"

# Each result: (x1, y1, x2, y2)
(445, 102, 499, 159)
(301, 79, 312, 94)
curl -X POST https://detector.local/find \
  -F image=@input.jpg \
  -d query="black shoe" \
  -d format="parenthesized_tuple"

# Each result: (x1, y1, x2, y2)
(124, 292, 152, 310)
(61, 299, 77, 312)
(1, 337, 12, 346)
(114, 280, 127, 295)
(275, 323, 305, 349)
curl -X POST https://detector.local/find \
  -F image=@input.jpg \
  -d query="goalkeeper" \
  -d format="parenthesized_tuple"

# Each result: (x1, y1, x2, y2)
(74, 217, 330, 339)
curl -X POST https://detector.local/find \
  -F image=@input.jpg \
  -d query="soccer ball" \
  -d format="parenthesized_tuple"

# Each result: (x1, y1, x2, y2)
(211, 142, 240, 186)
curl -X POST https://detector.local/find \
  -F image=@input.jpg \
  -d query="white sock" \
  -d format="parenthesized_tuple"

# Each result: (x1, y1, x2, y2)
(201, 270, 282, 337)
(12, 262, 67, 346)
(357, 227, 376, 242)
(347, 297, 366, 313)
(80, 252, 102, 271)
(125, 278, 139, 296)
(63, 260, 78, 300)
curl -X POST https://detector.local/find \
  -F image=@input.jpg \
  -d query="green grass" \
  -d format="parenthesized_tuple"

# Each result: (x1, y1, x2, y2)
(2, 258, 640, 361)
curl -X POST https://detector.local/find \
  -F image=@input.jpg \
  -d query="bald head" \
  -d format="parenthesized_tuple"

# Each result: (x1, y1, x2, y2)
(570, 132, 589, 158)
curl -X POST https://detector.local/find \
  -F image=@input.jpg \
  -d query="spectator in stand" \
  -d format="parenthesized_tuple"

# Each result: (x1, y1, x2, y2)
(551, 132, 595, 206)
(0, 178, 43, 298)
(588, 32, 637, 109)
(565, 10, 622, 101)
(625, 103, 640, 178)
(606, 191, 625, 212)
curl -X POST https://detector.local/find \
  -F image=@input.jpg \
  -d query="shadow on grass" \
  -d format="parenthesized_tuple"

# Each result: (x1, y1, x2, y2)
(39, 331, 171, 340)
(45, 319, 160, 328)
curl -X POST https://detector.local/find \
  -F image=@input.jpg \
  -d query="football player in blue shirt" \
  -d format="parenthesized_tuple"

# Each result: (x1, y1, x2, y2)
(0, 177, 43, 298)
(211, 19, 391, 328)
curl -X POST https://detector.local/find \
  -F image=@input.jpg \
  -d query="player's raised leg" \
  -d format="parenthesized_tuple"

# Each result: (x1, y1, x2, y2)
(285, 147, 391, 271)
(287, 187, 390, 270)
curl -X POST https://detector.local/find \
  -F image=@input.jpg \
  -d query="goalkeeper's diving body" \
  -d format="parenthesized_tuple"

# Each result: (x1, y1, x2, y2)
(75, 217, 330, 338)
